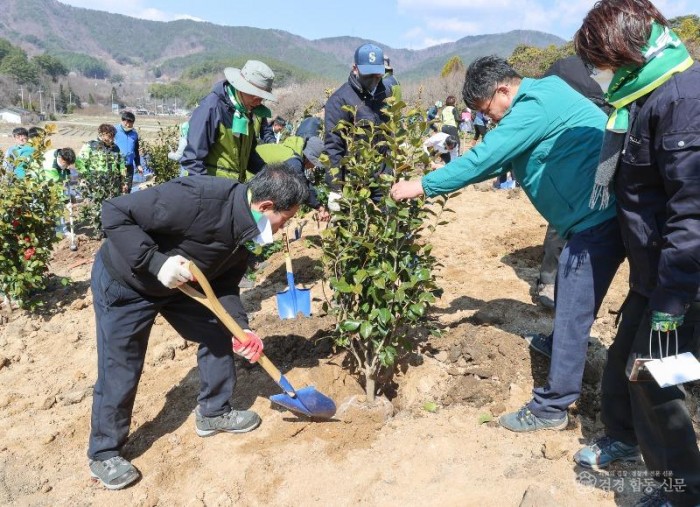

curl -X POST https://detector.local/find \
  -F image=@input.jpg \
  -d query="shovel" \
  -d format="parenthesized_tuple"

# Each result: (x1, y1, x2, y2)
(179, 261, 335, 419)
(276, 232, 311, 319)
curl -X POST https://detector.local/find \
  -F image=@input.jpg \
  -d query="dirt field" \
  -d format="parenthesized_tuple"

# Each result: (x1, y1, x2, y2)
(1, 121, 698, 506)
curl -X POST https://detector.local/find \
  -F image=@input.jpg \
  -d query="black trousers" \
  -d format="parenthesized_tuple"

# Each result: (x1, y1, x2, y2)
(125, 164, 135, 193)
(601, 291, 700, 507)
(88, 254, 236, 461)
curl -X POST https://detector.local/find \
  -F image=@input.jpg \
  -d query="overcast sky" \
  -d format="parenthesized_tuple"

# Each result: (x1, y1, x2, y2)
(59, 0, 699, 49)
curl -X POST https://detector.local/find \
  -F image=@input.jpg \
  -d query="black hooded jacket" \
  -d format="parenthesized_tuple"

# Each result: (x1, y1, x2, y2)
(99, 176, 259, 326)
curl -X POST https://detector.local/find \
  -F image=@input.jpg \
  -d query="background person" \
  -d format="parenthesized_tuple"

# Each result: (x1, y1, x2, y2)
(114, 111, 142, 193)
(440, 95, 461, 154)
(422, 132, 459, 167)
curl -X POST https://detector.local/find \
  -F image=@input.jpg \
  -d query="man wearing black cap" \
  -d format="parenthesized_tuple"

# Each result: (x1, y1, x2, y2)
(181, 60, 276, 182)
(324, 42, 389, 211)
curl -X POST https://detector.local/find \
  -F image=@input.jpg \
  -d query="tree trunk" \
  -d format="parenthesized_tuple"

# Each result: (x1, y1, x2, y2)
(365, 373, 376, 403)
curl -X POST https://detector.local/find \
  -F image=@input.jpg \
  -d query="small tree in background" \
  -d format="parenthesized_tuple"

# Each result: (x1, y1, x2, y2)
(76, 147, 125, 237)
(318, 99, 450, 401)
(0, 126, 65, 309)
(142, 124, 181, 184)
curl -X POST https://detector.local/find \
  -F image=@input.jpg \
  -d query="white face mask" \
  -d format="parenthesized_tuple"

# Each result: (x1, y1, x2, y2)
(590, 68, 614, 93)
(251, 214, 273, 245)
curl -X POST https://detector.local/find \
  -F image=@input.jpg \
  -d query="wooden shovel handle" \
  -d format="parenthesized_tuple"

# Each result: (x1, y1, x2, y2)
(282, 232, 293, 273)
(178, 262, 284, 383)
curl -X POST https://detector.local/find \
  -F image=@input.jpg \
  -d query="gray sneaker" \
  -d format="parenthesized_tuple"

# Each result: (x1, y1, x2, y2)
(89, 456, 139, 490)
(499, 405, 568, 432)
(194, 406, 261, 437)
(574, 436, 641, 470)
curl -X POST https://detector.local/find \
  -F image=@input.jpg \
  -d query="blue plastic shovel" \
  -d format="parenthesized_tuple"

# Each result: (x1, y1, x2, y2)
(179, 262, 335, 419)
(276, 232, 311, 319)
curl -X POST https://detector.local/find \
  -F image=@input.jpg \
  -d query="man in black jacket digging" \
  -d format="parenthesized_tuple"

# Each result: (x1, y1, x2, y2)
(87, 164, 308, 490)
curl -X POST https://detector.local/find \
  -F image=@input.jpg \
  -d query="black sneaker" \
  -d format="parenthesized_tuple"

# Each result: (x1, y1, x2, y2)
(523, 333, 553, 359)
(89, 456, 139, 490)
(194, 407, 261, 437)
(633, 487, 673, 507)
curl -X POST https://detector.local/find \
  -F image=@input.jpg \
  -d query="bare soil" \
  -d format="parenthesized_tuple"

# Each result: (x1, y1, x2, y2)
(1, 121, 699, 506)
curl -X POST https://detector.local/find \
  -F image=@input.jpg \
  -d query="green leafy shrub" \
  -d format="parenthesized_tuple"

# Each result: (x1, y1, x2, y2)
(76, 148, 125, 237)
(142, 124, 181, 184)
(318, 99, 451, 401)
(0, 129, 64, 308)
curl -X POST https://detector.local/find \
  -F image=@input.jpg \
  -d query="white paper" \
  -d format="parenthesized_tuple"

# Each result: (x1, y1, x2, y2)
(645, 352, 700, 388)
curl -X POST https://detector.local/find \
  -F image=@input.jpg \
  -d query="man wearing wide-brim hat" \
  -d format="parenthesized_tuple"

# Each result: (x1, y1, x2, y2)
(181, 59, 276, 182)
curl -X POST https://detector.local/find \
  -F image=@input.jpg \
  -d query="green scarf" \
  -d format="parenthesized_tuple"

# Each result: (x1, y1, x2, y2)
(605, 22, 693, 132)
(224, 84, 272, 136)
(589, 23, 694, 210)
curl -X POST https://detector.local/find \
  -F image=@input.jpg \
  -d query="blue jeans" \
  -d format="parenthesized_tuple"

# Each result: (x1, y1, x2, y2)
(528, 217, 625, 417)
(88, 254, 236, 460)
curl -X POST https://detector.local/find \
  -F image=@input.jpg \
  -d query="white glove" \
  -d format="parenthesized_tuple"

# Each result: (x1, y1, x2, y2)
(327, 191, 342, 212)
(156, 255, 192, 288)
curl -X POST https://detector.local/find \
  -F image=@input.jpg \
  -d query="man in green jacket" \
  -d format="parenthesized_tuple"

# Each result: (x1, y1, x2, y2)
(392, 56, 626, 433)
(181, 60, 275, 182)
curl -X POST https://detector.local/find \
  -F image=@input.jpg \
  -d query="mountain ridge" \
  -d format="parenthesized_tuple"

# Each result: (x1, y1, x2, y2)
(0, 0, 566, 81)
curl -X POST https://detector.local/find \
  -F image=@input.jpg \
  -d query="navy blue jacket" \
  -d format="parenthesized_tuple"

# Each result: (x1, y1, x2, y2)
(284, 154, 321, 209)
(99, 176, 259, 327)
(615, 62, 700, 315)
(295, 116, 322, 140)
(324, 72, 388, 189)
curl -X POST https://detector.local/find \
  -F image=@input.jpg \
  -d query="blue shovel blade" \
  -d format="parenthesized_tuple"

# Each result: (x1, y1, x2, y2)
(276, 286, 311, 319)
(270, 386, 336, 419)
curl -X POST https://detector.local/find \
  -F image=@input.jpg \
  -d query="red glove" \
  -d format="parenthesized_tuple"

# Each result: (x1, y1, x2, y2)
(233, 330, 263, 363)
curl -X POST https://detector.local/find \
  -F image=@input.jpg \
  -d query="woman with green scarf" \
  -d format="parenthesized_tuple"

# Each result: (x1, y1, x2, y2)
(574, 2, 700, 506)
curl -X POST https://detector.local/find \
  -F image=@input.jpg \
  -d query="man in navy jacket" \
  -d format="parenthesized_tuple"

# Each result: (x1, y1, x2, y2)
(324, 42, 389, 209)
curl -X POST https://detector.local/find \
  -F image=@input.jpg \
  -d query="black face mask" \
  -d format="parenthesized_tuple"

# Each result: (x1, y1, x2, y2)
(357, 74, 382, 93)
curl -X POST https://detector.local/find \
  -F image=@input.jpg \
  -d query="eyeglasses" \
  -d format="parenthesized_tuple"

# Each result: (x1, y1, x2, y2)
(480, 87, 498, 116)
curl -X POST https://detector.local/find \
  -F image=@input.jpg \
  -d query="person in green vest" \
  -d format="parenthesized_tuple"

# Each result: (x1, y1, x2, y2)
(40, 148, 77, 183)
(255, 135, 330, 221)
(181, 60, 275, 183)
(38, 148, 78, 237)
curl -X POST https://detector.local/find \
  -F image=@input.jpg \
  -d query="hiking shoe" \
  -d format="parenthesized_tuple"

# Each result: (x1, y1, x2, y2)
(194, 406, 261, 437)
(633, 487, 673, 507)
(499, 406, 568, 432)
(523, 333, 553, 359)
(89, 456, 139, 490)
(537, 283, 555, 309)
(574, 436, 641, 470)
